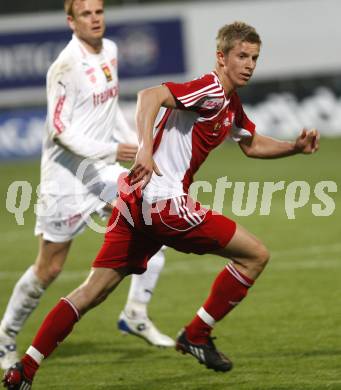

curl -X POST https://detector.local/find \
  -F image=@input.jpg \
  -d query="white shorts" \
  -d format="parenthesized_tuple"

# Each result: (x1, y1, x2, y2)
(35, 164, 128, 243)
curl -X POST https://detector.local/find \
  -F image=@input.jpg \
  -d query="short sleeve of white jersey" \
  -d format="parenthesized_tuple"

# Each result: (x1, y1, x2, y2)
(231, 127, 254, 142)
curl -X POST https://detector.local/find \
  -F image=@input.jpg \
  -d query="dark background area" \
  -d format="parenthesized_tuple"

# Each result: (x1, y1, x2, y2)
(1, 0, 210, 15)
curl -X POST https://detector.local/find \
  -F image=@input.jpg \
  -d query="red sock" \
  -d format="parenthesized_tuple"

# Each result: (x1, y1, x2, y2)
(23, 298, 79, 379)
(186, 264, 254, 344)
(21, 355, 39, 381)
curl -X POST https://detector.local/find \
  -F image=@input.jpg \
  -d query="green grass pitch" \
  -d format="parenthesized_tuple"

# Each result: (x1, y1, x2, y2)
(0, 138, 340, 389)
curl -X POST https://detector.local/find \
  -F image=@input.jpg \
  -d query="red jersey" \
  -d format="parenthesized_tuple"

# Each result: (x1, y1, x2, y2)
(143, 71, 255, 203)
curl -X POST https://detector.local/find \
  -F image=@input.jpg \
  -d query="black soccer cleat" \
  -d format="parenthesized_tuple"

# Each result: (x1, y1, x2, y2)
(2, 362, 32, 390)
(175, 329, 233, 373)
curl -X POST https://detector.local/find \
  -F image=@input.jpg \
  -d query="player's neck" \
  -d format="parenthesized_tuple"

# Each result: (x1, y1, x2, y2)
(78, 36, 103, 54)
(214, 67, 235, 97)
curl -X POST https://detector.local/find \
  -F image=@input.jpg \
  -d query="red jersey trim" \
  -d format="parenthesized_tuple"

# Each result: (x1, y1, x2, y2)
(53, 95, 66, 134)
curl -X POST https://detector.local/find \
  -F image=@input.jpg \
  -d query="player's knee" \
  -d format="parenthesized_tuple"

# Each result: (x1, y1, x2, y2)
(34, 261, 63, 285)
(254, 243, 270, 269)
(47, 263, 64, 281)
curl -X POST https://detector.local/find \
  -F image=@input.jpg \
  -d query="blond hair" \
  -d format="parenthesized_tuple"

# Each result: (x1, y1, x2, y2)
(64, 0, 104, 16)
(216, 21, 261, 54)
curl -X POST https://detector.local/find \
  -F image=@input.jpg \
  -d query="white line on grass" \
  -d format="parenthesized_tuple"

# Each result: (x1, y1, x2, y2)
(0, 257, 340, 282)
(1, 239, 340, 282)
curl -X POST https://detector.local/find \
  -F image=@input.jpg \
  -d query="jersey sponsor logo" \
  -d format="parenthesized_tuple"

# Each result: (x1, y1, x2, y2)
(201, 97, 224, 110)
(101, 63, 113, 82)
(92, 85, 118, 106)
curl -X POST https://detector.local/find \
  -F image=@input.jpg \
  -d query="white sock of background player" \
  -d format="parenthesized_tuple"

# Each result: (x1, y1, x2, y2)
(123, 249, 165, 319)
(0, 266, 45, 337)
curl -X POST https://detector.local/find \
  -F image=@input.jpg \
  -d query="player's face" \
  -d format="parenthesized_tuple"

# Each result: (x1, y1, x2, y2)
(218, 40, 260, 89)
(68, 0, 105, 51)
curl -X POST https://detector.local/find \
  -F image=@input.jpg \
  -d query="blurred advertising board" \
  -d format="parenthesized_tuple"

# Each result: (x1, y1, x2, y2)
(0, 17, 186, 107)
(0, 108, 45, 160)
(1, 0, 341, 108)
(1, 87, 341, 160)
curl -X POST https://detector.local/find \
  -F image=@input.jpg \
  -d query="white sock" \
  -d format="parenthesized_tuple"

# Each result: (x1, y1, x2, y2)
(124, 249, 165, 319)
(1, 266, 45, 337)
(26, 346, 44, 365)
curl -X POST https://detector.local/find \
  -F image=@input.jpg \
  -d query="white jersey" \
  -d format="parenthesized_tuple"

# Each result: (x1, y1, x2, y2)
(40, 34, 137, 196)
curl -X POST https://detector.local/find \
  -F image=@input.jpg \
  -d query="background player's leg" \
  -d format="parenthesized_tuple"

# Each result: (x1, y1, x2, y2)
(9, 267, 127, 385)
(118, 249, 174, 347)
(0, 237, 72, 370)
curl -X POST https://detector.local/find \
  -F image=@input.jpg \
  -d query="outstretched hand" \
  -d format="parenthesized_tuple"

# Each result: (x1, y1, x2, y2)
(294, 128, 320, 154)
(129, 148, 162, 188)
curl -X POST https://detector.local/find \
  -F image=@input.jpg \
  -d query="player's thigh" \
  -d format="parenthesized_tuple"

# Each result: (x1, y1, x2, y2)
(214, 224, 269, 263)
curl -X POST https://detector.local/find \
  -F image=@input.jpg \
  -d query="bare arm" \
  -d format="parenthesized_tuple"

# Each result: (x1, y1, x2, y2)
(239, 128, 319, 159)
(130, 85, 176, 186)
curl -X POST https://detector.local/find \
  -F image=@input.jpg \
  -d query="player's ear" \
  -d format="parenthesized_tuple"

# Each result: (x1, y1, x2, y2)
(67, 15, 76, 31)
(216, 51, 225, 67)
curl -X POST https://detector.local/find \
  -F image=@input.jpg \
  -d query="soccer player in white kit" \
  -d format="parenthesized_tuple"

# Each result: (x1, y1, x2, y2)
(0, 0, 174, 371)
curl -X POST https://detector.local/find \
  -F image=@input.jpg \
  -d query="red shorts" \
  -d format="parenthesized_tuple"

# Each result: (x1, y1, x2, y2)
(93, 194, 236, 274)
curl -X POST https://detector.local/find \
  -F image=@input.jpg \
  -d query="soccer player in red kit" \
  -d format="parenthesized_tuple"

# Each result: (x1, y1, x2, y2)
(3, 21, 319, 388)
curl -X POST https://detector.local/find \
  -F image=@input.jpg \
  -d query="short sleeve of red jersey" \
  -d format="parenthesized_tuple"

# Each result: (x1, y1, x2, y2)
(164, 73, 225, 114)
(231, 93, 256, 141)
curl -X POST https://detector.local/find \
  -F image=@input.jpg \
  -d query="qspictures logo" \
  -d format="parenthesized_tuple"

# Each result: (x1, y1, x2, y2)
(5, 175, 338, 233)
